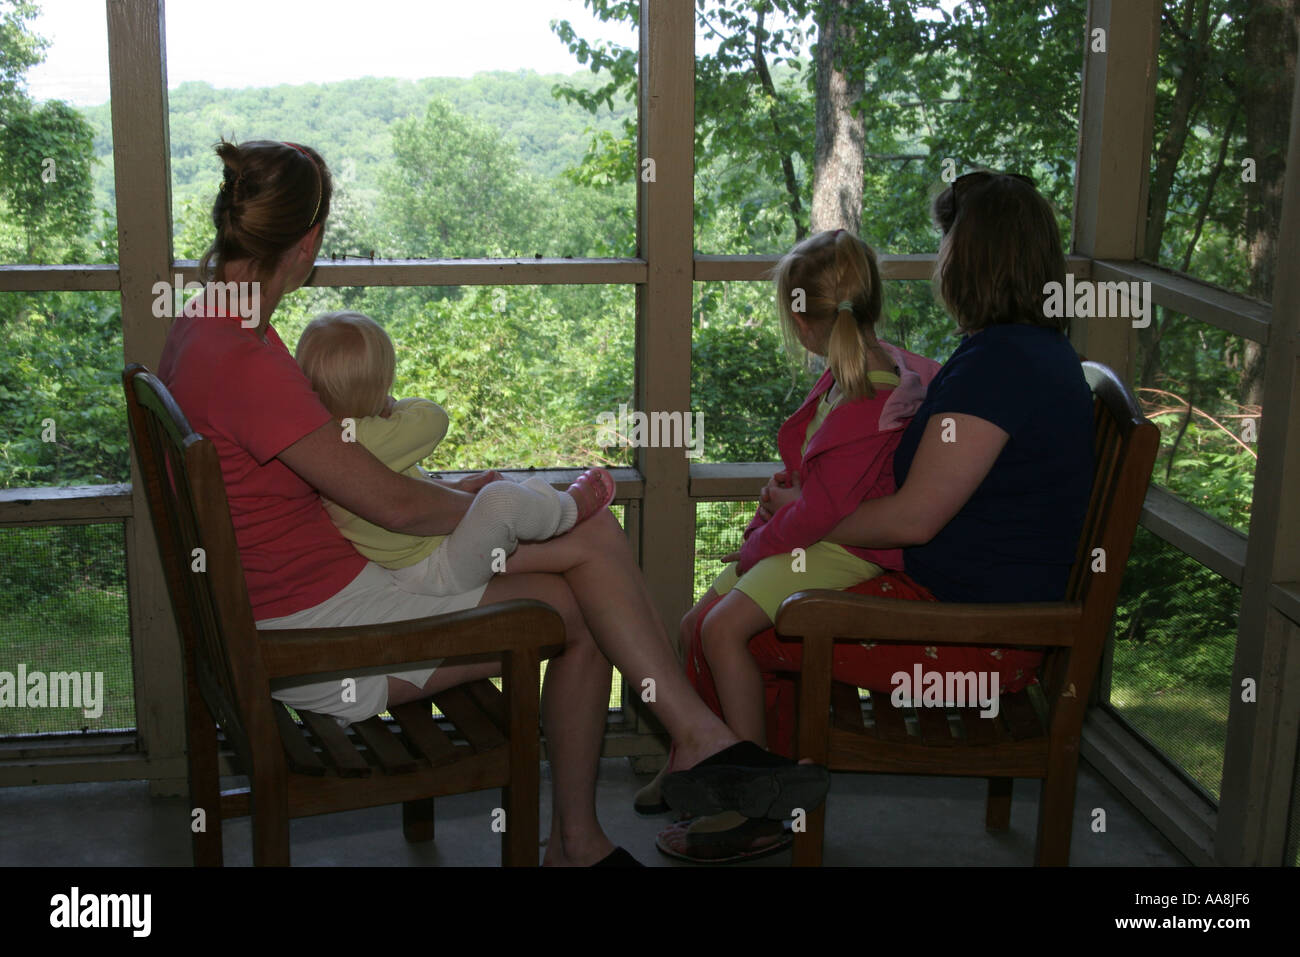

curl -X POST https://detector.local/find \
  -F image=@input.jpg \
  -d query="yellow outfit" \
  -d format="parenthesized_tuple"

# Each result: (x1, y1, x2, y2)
(711, 370, 900, 622)
(321, 397, 449, 568)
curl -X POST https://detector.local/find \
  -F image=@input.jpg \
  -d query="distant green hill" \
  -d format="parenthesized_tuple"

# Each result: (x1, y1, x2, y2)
(79, 69, 633, 224)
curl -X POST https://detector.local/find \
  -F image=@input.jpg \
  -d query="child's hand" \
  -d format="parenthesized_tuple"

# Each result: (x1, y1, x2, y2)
(757, 470, 801, 520)
(378, 395, 397, 418)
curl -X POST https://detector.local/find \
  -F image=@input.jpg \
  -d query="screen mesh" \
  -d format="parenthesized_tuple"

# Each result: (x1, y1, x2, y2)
(693, 500, 758, 599)
(1106, 526, 1237, 800)
(0, 523, 133, 736)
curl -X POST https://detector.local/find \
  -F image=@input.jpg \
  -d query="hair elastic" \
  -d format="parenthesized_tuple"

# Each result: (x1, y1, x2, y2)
(837, 300, 854, 313)
(283, 141, 322, 229)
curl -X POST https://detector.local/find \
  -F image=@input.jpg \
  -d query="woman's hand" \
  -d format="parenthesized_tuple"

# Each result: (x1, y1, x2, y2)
(278, 419, 473, 536)
(756, 469, 801, 521)
(449, 470, 505, 494)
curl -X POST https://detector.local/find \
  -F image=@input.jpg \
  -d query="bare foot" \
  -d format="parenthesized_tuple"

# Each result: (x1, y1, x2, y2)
(566, 467, 615, 524)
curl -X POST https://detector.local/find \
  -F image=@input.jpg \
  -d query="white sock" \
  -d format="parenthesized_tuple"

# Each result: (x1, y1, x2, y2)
(425, 478, 575, 593)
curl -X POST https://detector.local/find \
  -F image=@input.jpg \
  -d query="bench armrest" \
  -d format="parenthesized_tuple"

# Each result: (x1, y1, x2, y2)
(775, 590, 1085, 648)
(258, 598, 565, 680)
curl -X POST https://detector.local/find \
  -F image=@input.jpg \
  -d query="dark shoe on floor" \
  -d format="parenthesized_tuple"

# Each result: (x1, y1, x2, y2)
(592, 846, 644, 867)
(655, 811, 792, 864)
(661, 741, 830, 819)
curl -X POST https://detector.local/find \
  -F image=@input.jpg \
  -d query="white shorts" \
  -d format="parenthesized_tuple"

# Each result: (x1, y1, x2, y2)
(256, 555, 490, 726)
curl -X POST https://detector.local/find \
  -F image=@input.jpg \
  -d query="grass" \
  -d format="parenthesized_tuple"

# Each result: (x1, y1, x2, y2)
(1106, 678, 1228, 800)
(0, 585, 134, 735)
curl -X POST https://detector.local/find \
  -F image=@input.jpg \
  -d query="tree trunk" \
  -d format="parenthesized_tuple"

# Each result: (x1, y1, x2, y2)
(1238, 0, 1298, 408)
(811, 0, 865, 234)
(1139, 0, 1218, 388)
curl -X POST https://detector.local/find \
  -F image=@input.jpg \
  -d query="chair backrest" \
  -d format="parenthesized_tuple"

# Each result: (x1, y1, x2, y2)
(122, 363, 270, 759)
(1042, 361, 1160, 704)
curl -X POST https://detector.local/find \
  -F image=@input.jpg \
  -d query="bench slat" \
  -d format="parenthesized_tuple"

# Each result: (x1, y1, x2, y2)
(351, 716, 421, 774)
(272, 702, 326, 776)
(298, 709, 371, 777)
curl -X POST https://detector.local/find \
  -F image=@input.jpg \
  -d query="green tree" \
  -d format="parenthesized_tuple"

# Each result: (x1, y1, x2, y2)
(0, 0, 44, 111)
(0, 1, 97, 262)
(380, 98, 547, 257)
(0, 99, 97, 260)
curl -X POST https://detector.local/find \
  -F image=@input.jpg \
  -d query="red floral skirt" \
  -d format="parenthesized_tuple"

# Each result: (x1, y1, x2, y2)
(683, 571, 1044, 757)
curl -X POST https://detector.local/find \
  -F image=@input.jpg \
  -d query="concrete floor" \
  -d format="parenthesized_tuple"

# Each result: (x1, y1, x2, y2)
(0, 756, 1186, 866)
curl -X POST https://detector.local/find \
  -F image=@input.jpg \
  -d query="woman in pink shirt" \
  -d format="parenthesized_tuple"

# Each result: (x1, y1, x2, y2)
(158, 139, 828, 866)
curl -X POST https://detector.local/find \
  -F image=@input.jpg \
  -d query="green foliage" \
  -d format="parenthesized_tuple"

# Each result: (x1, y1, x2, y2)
(692, 282, 813, 462)
(0, 523, 125, 615)
(80, 71, 636, 258)
(0, 1, 98, 263)
(1112, 527, 1238, 693)
(0, 0, 1277, 783)
(382, 99, 547, 258)
(0, 291, 128, 487)
(0, 0, 45, 110)
(0, 99, 98, 261)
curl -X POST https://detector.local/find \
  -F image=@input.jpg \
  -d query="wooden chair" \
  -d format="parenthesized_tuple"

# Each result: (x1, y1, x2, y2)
(776, 360, 1160, 865)
(123, 363, 564, 866)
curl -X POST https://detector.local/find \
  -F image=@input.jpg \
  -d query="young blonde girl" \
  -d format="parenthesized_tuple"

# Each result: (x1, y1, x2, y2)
(659, 231, 940, 820)
(294, 311, 615, 596)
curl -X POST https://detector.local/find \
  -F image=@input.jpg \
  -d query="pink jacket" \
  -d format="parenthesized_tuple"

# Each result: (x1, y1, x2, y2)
(737, 342, 941, 575)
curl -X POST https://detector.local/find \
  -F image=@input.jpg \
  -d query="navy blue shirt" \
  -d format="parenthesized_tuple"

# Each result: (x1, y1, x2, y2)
(893, 324, 1094, 603)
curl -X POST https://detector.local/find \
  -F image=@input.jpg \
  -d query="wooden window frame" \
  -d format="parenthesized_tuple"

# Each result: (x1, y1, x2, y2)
(1, 0, 1298, 866)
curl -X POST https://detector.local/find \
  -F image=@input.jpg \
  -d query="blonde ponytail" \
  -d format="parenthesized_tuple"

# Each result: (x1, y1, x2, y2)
(773, 229, 885, 402)
(827, 303, 870, 400)
(827, 231, 883, 401)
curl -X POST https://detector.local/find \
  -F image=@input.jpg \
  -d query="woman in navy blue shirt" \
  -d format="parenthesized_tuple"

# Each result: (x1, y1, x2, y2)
(689, 173, 1093, 751)
(819, 173, 1093, 600)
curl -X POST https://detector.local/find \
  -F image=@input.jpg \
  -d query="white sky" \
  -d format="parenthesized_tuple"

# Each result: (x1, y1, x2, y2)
(25, 0, 645, 106)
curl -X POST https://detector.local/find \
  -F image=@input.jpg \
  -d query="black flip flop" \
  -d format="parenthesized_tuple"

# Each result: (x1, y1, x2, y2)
(660, 741, 830, 819)
(592, 846, 645, 867)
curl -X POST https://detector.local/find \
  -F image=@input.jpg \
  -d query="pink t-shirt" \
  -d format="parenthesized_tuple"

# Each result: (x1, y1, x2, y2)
(157, 305, 368, 620)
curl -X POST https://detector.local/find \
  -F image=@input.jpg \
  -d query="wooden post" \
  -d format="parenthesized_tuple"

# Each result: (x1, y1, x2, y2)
(1217, 56, 1300, 865)
(107, 0, 186, 794)
(635, 0, 696, 639)
(1072, 0, 1159, 712)
(1070, 0, 1161, 379)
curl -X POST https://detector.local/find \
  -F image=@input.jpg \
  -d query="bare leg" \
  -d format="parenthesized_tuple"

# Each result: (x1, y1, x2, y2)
(478, 570, 614, 866)
(635, 587, 719, 808)
(386, 655, 501, 709)
(504, 510, 740, 771)
(699, 590, 772, 746)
